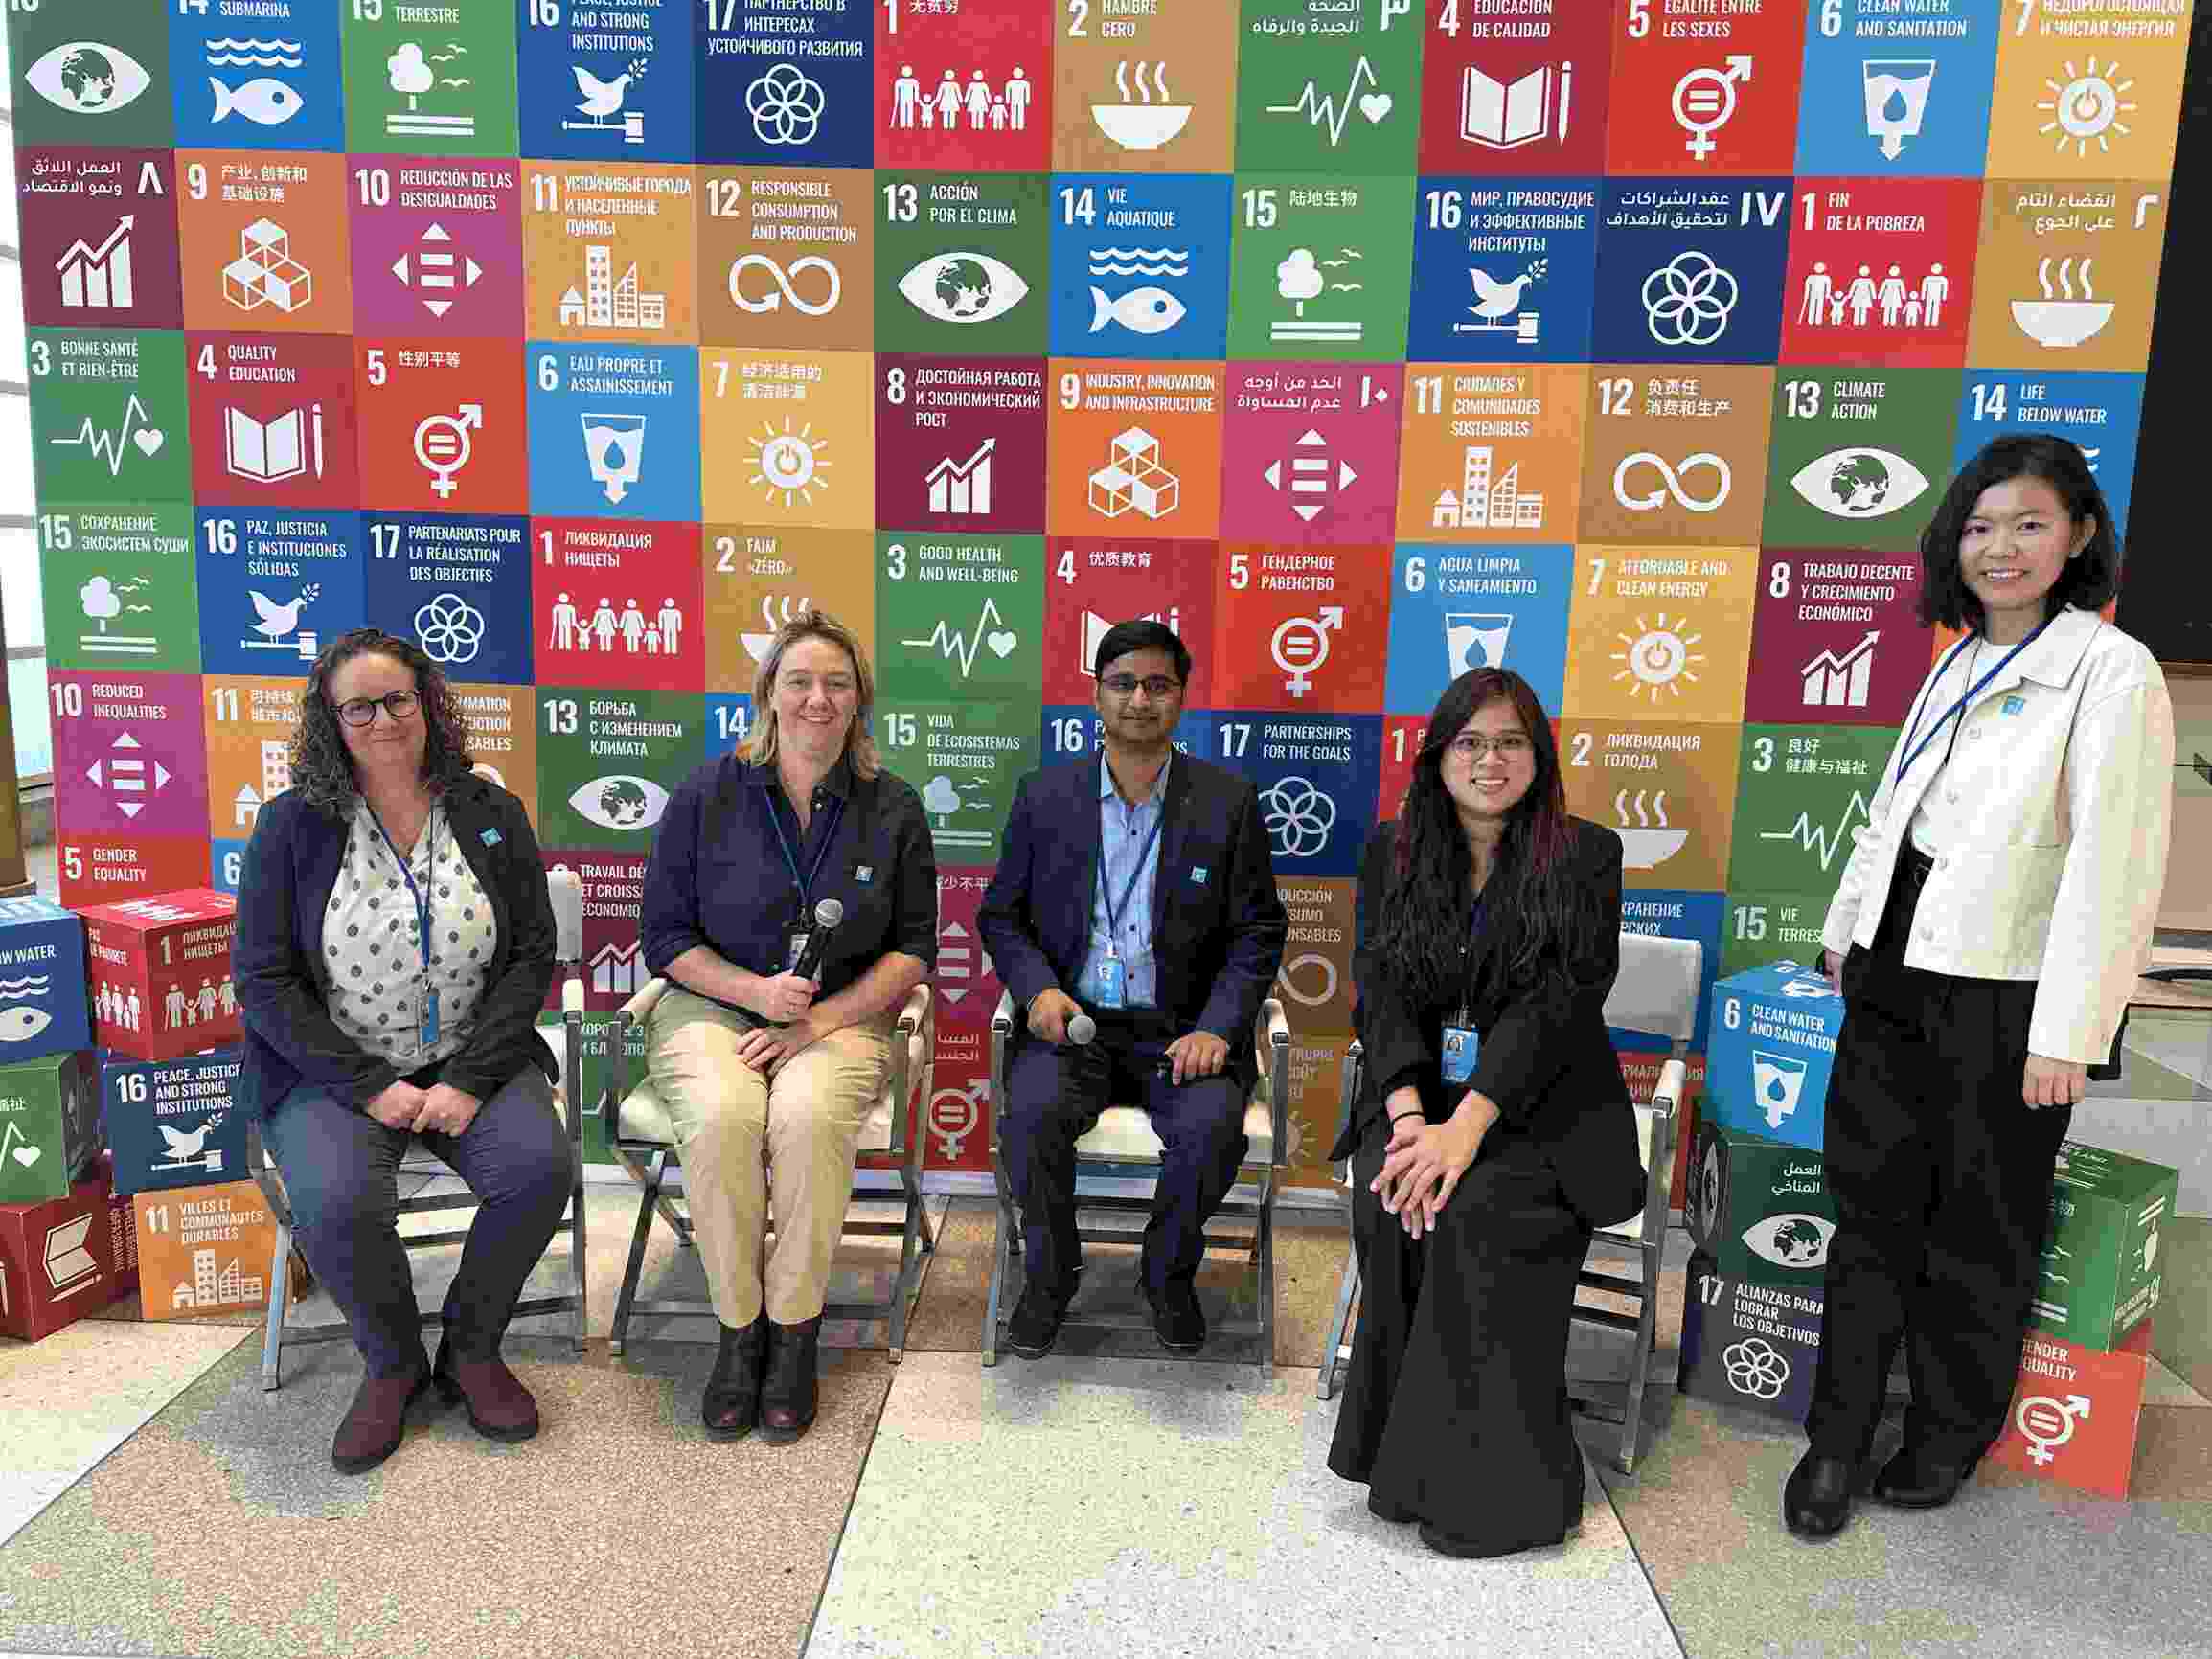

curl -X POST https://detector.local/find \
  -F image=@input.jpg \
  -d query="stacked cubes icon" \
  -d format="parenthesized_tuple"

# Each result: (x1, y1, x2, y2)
(222, 219, 314, 315)
(1087, 428, 1180, 521)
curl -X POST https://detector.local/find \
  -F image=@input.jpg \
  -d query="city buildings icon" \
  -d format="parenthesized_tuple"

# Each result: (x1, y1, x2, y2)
(1431, 445, 1545, 530)
(559, 244, 666, 330)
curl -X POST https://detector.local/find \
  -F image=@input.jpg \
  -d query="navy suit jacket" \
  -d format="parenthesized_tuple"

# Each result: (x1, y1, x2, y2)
(977, 754, 1288, 1086)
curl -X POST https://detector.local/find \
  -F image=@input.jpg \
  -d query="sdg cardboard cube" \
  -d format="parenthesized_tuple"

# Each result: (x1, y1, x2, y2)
(79, 890, 239, 1063)
(1679, 1249, 1824, 1423)
(0, 1049, 101, 1204)
(0, 1162, 138, 1341)
(0, 894, 93, 1061)
(1986, 1321, 2155, 1500)
(1704, 961, 1844, 1153)
(2034, 1141, 2178, 1351)
(103, 1047, 247, 1196)
(1686, 1120, 1836, 1288)
(134, 1179, 281, 1320)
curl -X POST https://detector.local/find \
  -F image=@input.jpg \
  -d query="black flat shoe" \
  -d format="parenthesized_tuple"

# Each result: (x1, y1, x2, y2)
(1141, 1275, 1205, 1353)
(1419, 1521, 1558, 1559)
(1002, 1274, 1078, 1360)
(1872, 1446, 1973, 1510)
(702, 1314, 768, 1442)
(1784, 1451, 1856, 1539)
(759, 1316, 821, 1444)
(1367, 1493, 1418, 1524)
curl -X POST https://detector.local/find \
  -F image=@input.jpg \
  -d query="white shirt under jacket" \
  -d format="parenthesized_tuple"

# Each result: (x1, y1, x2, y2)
(1820, 604, 2175, 1066)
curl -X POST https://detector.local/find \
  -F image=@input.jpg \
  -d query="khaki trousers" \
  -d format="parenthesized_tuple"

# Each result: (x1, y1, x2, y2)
(644, 987, 890, 1327)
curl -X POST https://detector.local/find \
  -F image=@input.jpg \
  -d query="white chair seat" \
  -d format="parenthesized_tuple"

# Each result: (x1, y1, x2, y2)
(611, 1021, 925, 1156)
(1593, 1103, 1659, 1240)
(1075, 1099, 1274, 1164)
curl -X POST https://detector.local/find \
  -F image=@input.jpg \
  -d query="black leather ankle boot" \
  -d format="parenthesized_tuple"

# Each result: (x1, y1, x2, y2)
(759, 1315, 822, 1444)
(702, 1314, 768, 1441)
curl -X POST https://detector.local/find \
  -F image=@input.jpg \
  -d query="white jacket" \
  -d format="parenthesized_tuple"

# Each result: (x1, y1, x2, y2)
(1821, 605, 2175, 1065)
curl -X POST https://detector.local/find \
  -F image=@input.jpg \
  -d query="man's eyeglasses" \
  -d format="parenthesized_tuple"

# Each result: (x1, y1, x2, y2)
(334, 690, 421, 728)
(1100, 674, 1182, 698)
(1446, 733, 1532, 761)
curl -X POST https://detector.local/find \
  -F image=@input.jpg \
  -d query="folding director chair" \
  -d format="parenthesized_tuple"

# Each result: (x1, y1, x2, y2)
(982, 992, 1291, 1374)
(1315, 932, 1701, 1475)
(597, 979, 936, 1360)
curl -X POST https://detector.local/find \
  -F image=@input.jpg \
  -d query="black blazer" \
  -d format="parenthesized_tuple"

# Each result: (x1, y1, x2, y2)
(232, 773, 559, 1122)
(1336, 815, 1644, 1230)
(977, 754, 1288, 1088)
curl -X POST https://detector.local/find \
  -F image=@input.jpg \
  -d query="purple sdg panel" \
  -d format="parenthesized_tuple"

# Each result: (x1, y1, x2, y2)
(347, 154, 523, 338)
(50, 670, 209, 839)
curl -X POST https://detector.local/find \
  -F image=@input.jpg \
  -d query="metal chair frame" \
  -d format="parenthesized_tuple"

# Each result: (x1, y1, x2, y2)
(248, 963, 591, 1392)
(982, 991, 1292, 1375)
(1314, 932, 1701, 1475)
(599, 978, 937, 1361)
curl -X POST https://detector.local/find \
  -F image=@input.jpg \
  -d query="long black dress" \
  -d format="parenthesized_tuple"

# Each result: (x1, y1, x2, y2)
(1326, 817, 1645, 1556)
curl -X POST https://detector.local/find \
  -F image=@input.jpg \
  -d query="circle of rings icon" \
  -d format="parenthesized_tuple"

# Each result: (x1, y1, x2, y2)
(746, 63, 827, 148)
(1259, 776, 1337, 860)
(1613, 449, 1734, 514)
(1642, 251, 1740, 347)
(414, 593, 486, 667)
(1722, 1336, 1792, 1401)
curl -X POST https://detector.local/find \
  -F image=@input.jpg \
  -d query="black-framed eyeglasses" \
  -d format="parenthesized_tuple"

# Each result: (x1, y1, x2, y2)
(1100, 674, 1182, 698)
(334, 690, 421, 728)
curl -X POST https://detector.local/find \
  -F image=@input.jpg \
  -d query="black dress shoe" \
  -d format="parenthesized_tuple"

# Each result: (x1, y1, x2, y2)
(1872, 1446, 1973, 1510)
(1784, 1451, 1856, 1539)
(702, 1314, 768, 1441)
(1141, 1276, 1205, 1353)
(759, 1316, 822, 1444)
(1367, 1493, 1418, 1524)
(1002, 1278, 1076, 1360)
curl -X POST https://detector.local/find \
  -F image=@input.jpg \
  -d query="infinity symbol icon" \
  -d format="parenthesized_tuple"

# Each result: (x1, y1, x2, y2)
(727, 254, 842, 317)
(1613, 449, 1733, 513)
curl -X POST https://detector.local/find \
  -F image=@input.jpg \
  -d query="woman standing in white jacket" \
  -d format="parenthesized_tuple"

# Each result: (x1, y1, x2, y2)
(1783, 435, 2175, 1540)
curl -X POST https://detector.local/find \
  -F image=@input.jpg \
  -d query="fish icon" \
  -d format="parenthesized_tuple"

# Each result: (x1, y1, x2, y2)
(1089, 285, 1187, 335)
(0, 1006, 54, 1045)
(210, 75, 305, 125)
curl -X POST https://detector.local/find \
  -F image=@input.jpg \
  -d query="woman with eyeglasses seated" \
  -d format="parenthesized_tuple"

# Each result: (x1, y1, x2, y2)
(234, 629, 570, 1476)
(1327, 668, 1645, 1559)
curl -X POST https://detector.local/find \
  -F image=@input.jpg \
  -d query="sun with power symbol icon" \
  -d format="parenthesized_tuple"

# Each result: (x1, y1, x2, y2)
(748, 420, 832, 509)
(1610, 614, 1703, 701)
(2037, 57, 2135, 157)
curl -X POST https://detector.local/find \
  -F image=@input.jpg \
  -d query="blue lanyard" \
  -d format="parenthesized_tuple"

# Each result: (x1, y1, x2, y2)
(1893, 619, 2050, 785)
(366, 805, 438, 973)
(764, 786, 844, 911)
(1097, 811, 1164, 948)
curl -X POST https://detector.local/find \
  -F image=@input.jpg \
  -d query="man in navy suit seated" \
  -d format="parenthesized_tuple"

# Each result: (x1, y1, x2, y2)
(979, 620, 1288, 1357)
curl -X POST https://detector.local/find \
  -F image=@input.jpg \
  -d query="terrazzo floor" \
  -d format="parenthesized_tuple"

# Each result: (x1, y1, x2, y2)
(2, 1199, 2207, 1659)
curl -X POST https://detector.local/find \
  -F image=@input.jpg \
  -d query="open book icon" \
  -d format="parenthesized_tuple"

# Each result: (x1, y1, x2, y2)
(43, 1213, 100, 1296)
(224, 403, 324, 484)
(1460, 62, 1571, 150)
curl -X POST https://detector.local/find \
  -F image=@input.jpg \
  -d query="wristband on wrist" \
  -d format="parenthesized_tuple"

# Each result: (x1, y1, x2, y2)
(1389, 1108, 1423, 1125)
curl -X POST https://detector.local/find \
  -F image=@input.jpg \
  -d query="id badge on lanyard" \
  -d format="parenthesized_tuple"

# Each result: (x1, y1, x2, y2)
(1095, 948, 1128, 1011)
(370, 807, 442, 1050)
(1441, 1009, 1479, 1084)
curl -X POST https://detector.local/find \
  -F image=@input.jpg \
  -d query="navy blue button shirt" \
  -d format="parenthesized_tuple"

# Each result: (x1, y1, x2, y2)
(641, 751, 938, 1000)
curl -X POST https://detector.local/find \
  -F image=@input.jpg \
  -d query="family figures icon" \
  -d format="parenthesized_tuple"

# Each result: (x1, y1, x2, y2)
(889, 65, 1032, 132)
(1799, 261, 1950, 330)
(546, 594, 686, 657)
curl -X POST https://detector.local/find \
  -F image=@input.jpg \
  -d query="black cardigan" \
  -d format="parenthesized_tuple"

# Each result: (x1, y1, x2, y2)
(1335, 815, 1645, 1230)
(231, 773, 559, 1122)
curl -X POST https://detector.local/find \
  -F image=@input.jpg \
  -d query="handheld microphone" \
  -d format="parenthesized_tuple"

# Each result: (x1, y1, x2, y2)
(547, 865, 584, 963)
(1066, 1012, 1096, 1046)
(790, 898, 844, 981)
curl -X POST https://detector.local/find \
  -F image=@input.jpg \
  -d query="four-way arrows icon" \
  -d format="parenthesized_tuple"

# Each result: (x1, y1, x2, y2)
(1263, 429, 1359, 523)
(390, 223, 484, 318)
(86, 731, 171, 820)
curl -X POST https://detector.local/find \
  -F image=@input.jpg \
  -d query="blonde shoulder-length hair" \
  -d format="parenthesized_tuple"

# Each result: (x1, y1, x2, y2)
(741, 609, 881, 780)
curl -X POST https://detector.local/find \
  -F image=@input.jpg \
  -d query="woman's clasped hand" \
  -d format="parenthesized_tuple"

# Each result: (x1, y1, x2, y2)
(1372, 1095, 1500, 1239)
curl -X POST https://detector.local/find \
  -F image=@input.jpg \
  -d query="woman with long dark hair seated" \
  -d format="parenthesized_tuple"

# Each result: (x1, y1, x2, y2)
(1327, 667, 1645, 1558)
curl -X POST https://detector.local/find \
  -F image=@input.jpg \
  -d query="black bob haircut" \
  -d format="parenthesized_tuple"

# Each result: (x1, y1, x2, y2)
(1092, 618, 1192, 685)
(1917, 433, 2120, 632)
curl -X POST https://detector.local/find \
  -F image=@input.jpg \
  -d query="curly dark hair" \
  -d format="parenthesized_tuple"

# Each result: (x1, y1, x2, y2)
(1917, 433, 2119, 632)
(1368, 669, 1585, 1009)
(287, 628, 473, 816)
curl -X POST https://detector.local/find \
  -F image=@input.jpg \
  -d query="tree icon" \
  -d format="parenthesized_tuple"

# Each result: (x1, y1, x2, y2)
(388, 43, 434, 108)
(80, 576, 123, 635)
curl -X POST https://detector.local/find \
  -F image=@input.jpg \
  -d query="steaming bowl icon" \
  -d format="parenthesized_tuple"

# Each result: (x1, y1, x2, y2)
(1613, 827, 1688, 870)
(2010, 299, 2113, 349)
(1090, 102, 1192, 150)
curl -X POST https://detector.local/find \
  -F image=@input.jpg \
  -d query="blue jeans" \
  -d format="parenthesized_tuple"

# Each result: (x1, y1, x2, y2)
(262, 1066, 573, 1376)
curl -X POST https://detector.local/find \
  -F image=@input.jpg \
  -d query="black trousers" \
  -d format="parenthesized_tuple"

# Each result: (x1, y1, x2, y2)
(1328, 1117, 1592, 1553)
(1000, 1009, 1248, 1296)
(1806, 851, 2071, 1466)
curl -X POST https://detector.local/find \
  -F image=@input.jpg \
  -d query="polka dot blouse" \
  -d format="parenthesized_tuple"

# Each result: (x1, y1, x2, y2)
(320, 801, 499, 1073)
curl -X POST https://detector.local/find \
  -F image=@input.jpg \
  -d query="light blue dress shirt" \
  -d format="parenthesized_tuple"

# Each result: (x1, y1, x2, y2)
(1075, 754, 1169, 1010)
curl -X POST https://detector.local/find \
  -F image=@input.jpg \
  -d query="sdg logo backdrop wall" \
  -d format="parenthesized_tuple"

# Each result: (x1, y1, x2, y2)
(15, 0, 2189, 1188)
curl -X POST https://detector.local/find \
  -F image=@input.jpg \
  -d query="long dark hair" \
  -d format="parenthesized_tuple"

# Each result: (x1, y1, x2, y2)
(1370, 669, 1582, 1007)
(288, 628, 473, 816)
(1917, 434, 2119, 632)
